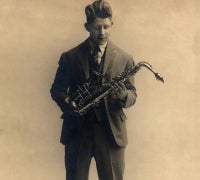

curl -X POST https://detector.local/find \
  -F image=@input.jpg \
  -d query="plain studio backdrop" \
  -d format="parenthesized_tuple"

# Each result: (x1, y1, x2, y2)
(0, 0, 200, 180)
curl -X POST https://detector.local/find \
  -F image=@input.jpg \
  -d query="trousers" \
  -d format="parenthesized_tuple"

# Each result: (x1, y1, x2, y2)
(64, 118, 125, 180)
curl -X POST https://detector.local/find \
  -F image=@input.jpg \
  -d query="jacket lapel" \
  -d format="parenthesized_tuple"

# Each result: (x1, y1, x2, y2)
(103, 41, 114, 74)
(102, 41, 115, 81)
(77, 40, 90, 81)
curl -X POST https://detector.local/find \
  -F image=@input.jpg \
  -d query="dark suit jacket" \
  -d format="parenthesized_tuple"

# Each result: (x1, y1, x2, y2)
(50, 39, 137, 147)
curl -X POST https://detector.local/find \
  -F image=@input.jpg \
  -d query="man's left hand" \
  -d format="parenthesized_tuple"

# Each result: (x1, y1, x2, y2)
(112, 81, 128, 101)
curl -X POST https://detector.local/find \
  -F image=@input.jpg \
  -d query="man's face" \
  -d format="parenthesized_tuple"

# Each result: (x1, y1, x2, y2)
(86, 17, 113, 45)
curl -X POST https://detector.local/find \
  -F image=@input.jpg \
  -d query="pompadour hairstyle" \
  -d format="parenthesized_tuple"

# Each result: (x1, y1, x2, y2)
(85, 0, 112, 23)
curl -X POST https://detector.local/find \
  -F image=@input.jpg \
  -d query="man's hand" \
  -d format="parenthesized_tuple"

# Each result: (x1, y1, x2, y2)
(64, 97, 81, 116)
(111, 81, 128, 101)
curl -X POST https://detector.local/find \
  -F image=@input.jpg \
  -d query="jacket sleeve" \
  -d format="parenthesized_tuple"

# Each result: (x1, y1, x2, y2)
(120, 56, 137, 108)
(50, 54, 70, 113)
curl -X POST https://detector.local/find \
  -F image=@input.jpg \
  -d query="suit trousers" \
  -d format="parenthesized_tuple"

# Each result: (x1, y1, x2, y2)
(64, 118, 125, 180)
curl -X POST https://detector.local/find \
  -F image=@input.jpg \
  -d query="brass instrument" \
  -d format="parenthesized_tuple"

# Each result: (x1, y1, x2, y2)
(68, 61, 164, 115)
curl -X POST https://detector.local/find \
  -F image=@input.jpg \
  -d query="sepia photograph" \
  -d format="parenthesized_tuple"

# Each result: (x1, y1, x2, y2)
(0, 0, 199, 180)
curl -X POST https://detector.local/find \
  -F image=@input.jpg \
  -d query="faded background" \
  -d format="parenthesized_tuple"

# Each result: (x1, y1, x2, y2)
(0, 0, 200, 180)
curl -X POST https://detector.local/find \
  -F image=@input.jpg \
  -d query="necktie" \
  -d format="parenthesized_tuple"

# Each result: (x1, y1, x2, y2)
(92, 46, 101, 65)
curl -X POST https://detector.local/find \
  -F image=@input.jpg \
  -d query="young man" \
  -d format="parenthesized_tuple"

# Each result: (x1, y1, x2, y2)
(50, 1, 137, 180)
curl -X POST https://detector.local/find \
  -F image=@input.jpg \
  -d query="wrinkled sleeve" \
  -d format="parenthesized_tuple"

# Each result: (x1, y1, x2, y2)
(50, 54, 70, 113)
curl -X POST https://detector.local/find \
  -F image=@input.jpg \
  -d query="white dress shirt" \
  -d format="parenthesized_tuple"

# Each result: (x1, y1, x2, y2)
(89, 41, 107, 64)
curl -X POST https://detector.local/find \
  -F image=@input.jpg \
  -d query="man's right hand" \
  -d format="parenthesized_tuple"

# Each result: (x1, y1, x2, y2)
(64, 97, 80, 116)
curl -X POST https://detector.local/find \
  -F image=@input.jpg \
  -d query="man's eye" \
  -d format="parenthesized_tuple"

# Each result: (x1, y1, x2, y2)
(104, 26, 110, 29)
(93, 25, 111, 30)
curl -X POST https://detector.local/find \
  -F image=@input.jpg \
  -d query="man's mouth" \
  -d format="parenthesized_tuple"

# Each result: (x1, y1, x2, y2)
(98, 37, 106, 40)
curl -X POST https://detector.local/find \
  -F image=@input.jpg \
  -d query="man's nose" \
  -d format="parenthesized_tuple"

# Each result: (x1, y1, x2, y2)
(99, 27, 105, 35)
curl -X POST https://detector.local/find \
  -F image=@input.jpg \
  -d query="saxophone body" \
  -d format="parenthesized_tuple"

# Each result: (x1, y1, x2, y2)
(69, 61, 164, 115)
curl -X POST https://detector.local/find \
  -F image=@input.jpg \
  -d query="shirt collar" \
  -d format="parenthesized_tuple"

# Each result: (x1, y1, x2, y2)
(99, 42, 107, 54)
(89, 40, 107, 54)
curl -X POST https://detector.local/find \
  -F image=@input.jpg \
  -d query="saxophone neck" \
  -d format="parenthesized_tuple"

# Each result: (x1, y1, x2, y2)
(133, 61, 164, 83)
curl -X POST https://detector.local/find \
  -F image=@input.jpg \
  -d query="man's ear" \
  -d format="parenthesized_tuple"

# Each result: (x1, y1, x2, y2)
(110, 19, 114, 26)
(84, 23, 90, 32)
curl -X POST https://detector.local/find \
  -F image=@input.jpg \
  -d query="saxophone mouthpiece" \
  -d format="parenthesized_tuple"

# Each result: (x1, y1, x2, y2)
(155, 73, 164, 83)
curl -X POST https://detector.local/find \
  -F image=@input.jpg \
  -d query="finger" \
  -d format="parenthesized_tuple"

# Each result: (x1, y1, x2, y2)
(65, 96, 70, 104)
(115, 83, 125, 94)
(113, 83, 122, 93)
(111, 83, 118, 92)
(117, 81, 126, 90)
(71, 101, 77, 108)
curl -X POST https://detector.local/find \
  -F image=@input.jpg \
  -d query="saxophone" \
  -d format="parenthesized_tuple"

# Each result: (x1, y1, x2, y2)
(67, 61, 164, 115)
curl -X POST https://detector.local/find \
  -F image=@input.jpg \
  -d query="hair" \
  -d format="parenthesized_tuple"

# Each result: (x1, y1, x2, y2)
(85, 0, 112, 24)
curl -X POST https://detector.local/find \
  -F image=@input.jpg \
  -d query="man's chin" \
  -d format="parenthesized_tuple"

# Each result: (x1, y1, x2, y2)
(97, 39, 107, 45)
(90, 38, 107, 46)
